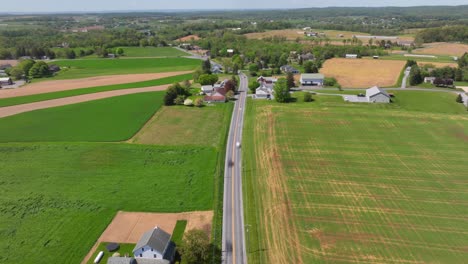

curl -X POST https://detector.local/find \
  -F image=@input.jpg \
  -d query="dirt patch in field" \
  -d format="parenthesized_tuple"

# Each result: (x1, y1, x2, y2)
(320, 58, 406, 88)
(0, 60, 18, 67)
(413, 42, 468, 56)
(177, 35, 201, 42)
(82, 211, 213, 264)
(0, 71, 192, 99)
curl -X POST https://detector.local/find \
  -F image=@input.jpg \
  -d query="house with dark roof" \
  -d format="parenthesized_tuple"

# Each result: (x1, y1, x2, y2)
(133, 227, 175, 262)
(298, 53, 314, 61)
(280, 65, 300, 74)
(366, 86, 390, 103)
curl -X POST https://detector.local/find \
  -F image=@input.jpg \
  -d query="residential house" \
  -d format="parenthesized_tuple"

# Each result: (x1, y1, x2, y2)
(133, 227, 175, 263)
(298, 53, 314, 61)
(48, 65, 61, 74)
(107, 257, 169, 264)
(211, 65, 223, 74)
(0, 70, 7, 77)
(300, 74, 324, 86)
(256, 76, 277, 85)
(366, 86, 390, 103)
(280, 65, 300, 74)
(204, 89, 227, 103)
(0, 64, 12, 70)
(345, 54, 358, 59)
(424, 77, 436, 84)
(201, 85, 214, 95)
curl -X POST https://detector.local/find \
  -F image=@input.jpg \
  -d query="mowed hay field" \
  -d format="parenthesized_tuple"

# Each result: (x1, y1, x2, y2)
(0, 143, 217, 263)
(414, 42, 468, 56)
(132, 104, 233, 147)
(51, 57, 199, 79)
(320, 58, 406, 88)
(243, 94, 468, 264)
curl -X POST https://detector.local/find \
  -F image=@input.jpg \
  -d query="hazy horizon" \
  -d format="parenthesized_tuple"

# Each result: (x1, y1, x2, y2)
(1, 0, 468, 13)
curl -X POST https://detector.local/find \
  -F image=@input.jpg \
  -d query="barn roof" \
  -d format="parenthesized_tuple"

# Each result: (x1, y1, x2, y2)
(366, 86, 389, 98)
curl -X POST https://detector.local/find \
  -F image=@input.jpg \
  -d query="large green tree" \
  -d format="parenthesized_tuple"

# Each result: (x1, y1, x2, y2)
(409, 65, 423, 86)
(163, 82, 189, 106)
(286, 72, 295, 89)
(28, 61, 51, 78)
(179, 229, 211, 264)
(198, 74, 218, 85)
(274, 78, 291, 103)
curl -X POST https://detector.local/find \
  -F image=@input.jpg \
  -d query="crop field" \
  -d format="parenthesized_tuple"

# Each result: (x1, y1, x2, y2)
(413, 42, 468, 56)
(118, 46, 189, 57)
(0, 73, 192, 107)
(320, 58, 406, 88)
(243, 94, 468, 264)
(0, 142, 217, 263)
(132, 104, 233, 147)
(0, 92, 164, 142)
(51, 57, 200, 79)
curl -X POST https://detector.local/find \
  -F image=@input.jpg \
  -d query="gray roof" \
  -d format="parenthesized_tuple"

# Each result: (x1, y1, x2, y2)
(366, 86, 389, 98)
(301, 73, 324, 80)
(133, 227, 171, 255)
(108, 257, 136, 264)
(135, 259, 170, 264)
(201, 85, 214, 91)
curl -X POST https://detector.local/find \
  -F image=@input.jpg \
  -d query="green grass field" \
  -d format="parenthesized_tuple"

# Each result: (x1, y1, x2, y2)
(381, 54, 455, 63)
(119, 47, 189, 57)
(0, 73, 192, 107)
(50, 57, 199, 79)
(243, 93, 468, 263)
(0, 92, 165, 142)
(0, 142, 217, 264)
(132, 104, 234, 147)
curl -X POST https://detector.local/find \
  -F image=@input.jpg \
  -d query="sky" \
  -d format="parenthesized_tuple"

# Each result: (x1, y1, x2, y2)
(2, 0, 467, 13)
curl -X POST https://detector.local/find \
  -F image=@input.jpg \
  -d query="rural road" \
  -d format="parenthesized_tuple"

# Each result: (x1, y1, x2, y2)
(0, 85, 169, 118)
(401, 67, 411, 89)
(222, 72, 248, 264)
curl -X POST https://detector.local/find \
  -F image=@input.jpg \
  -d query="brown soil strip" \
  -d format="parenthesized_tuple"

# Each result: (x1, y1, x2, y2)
(0, 84, 170, 118)
(0, 71, 191, 99)
(81, 210, 213, 264)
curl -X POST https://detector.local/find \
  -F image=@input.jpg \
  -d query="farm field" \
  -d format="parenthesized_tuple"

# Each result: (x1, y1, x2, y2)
(51, 57, 200, 79)
(413, 42, 468, 56)
(0, 73, 192, 107)
(381, 53, 456, 63)
(0, 71, 192, 99)
(0, 142, 218, 264)
(118, 46, 189, 57)
(320, 58, 405, 88)
(243, 95, 468, 264)
(0, 92, 165, 142)
(244, 29, 414, 42)
(131, 104, 233, 147)
(176, 34, 201, 42)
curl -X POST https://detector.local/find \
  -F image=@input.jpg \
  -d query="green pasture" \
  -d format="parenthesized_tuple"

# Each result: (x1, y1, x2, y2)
(0, 142, 217, 264)
(119, 47, 189, 57)
(0, 73, 192, 107)
(49, 57, 199, 79)
(0, 92, 165, 142)
(243, 93, 468, 263)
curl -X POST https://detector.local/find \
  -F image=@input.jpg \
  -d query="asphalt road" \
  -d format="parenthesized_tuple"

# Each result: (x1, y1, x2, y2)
(222, 72, 248, 264)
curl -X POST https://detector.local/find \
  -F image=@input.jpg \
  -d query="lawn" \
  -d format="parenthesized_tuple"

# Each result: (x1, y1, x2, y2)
(381, 53, 456, 63)
(0, 142, 217, 264)
(51, 57, 200, 79)
(119, 47, 190, 57)
(87, 243, 136, 264)
(132, 104, 234, 147)
(243, 94, 468, 263)
(0, 73, 192, 107)
(0, 92, 165, 142)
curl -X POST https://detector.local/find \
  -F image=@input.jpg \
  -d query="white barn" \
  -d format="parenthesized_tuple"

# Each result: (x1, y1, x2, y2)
(366, 86, 390, 103)
(201, 85, 214, 94)
(300, 73, 324, 86)
(345, 54, 358, 59)
(133, 227, 175, 262)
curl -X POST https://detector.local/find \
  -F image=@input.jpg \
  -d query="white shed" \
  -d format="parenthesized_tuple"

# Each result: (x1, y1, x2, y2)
(366, 86, 390, 103)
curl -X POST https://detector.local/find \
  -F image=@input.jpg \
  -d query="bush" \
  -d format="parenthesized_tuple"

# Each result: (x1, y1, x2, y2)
(194, 98, 204, 107)
(248, 79, 259, 93)
(226, 90, 235, 100)
(303, 92, 314, 102)
(456, 94, 463, 103)
(323, 77, 337, 87)
(184, 99, 194, 106)
(174, 95, 186, 105)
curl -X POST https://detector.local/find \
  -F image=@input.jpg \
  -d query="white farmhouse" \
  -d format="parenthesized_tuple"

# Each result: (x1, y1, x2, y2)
(133, 227, 175, 263)
(300, 73, 324, 86)
(366, 86, 391, 103)
(201, 85, 214, 95)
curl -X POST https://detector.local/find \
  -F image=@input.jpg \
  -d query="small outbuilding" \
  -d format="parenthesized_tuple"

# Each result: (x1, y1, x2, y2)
(300, 73, 324, 86)
(345, 54, 358, 59)
(366, 86, 391, 103)
(280, 65, 300, 74)
(424, 77, 436, 84)
(201, 85, 214, 94)
(0, 77, 13, 86)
